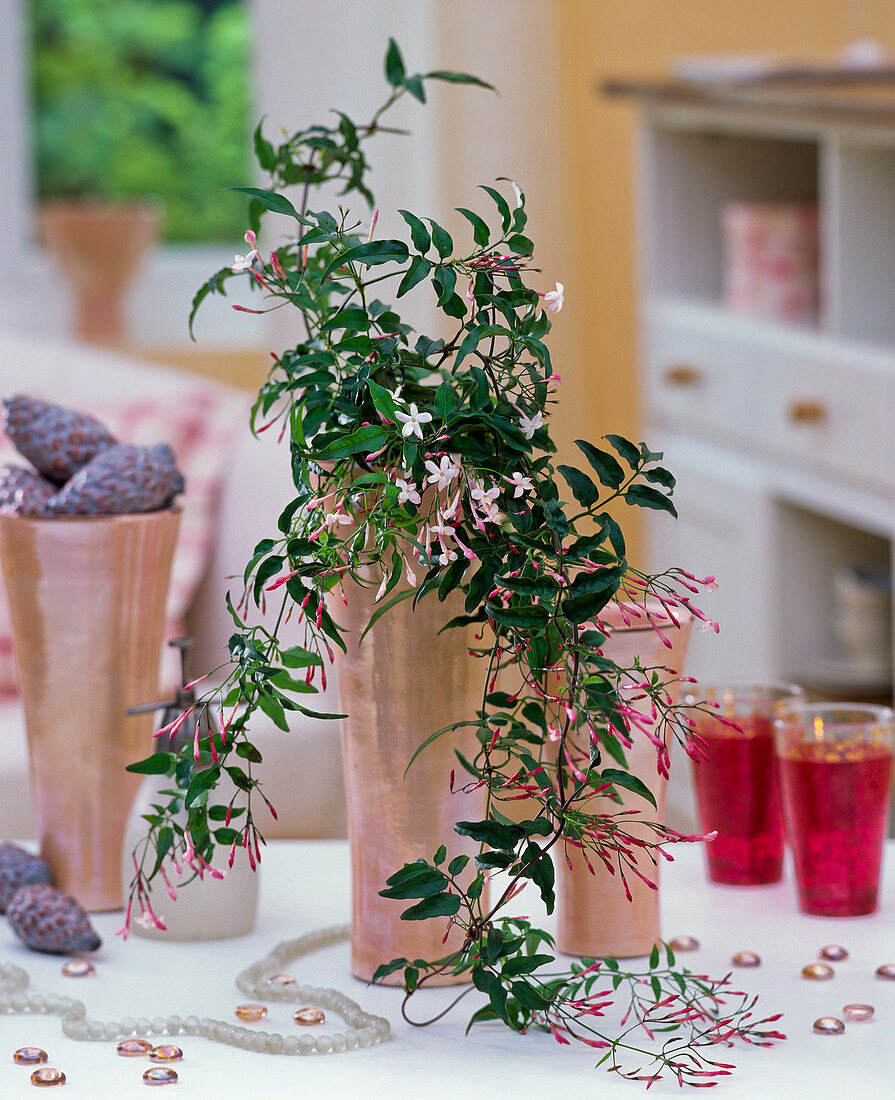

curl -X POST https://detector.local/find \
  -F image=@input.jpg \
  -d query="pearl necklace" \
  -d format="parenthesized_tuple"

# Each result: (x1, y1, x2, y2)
(0, 923, 390, 1056)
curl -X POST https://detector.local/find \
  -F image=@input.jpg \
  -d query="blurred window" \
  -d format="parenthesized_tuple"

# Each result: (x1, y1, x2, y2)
(30, 0, 252, 243)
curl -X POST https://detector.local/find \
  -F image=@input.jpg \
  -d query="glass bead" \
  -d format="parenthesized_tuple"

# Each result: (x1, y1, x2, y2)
(731, 951, 761, 968)
(283, 1036, 300, 1055)
(293, 1008, 325, 1026)
(801, 963, 834, 980)
(266, 974, 295, 987)
(875, 964, 895, 980)
(151, 1018, 167, 1035)
(668, 936, 699, 952)
(235, 1004, 267, 1022)
(117, 1039, 153, 1057)
(182, 1017, 200, 1035)
(813, 1016, 845, 1035)
(143, 1066, 178, 1085)
(13, 1048, 47, 1065)
(30, 1067, 66, 1086)
(843, 1004, 874, 1022)
(61, 960, 94, 978)
(331, 1034, 347, 1053)
(818, 945, 849, 962)
(316, 1035, 333, 1054)
(298, 1035, 316, 1055)
(265, 1034, 284, 1054)
(149, 1045, 183, 1063)
(166, 1016, 182, 1033)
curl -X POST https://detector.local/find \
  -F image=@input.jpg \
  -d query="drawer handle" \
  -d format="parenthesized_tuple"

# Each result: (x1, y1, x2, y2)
(788, 399, 827, 425)
(663, 363, 703, 387)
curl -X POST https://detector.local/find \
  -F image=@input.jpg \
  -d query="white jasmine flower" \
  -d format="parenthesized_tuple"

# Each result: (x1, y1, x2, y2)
(518, 410, 543, 440)
(322, 510, 351, 529)
(395, 477, 421, 505)
(506, 472, 534, 498)
(394, 403, 432, 440)
(543, 281, 564, 313)
(231, 230, 259, 272)
(424, 455, 461, 491)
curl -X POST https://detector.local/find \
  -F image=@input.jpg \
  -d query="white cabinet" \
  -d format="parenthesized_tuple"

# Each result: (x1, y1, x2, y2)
(620, 82, 895, 695)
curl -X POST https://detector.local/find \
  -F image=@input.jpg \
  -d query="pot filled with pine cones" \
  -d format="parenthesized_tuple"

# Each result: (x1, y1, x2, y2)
(0, 396, 182, 911)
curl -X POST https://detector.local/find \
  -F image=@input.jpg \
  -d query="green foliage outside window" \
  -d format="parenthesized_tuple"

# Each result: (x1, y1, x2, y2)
(30, 0, 252, 242)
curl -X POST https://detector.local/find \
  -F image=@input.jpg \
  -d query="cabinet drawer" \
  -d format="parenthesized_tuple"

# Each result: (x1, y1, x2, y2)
(644, 315, 760, 444)
(754, 343, 895, 490)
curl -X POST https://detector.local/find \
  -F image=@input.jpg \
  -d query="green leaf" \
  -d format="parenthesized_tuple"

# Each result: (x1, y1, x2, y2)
(605, 434, 641, 468)
(235, 742, 264, 764)
(507, 233, 534, 256)
(558, 465, 600, 508)
(322, 239, 410, 280)
(400, 892, 461, 921)
(425, 70, 496, 91)
(225, 187, 301, 220)
(643, 465, 676, 490)
(258, 693, 290, 731)
(456, 207, 490, 248)
(479, 185, 511, 233)
(448, 854, 470, 876)
(601, 767, 657, 810)
(253, 121, 276, 172)
(454, 819, 523, 851)
(385, 39, 406, 86)
(313, 425, 388, 461)
(126, 753, 174, 775)
(649, 943, 660, 969)
(427, 219, 454, 259)
(575, 440, 624, 490)
(625, 484, 678, 518)
(501, 953, 555, 977)
(184, 766, 222, 809)
(404, 74, 426, 102)
(280, 646, 323, 669)
(397, 255, 433, 297)
(510, 981, 550, 1011)
(399, 209, 431, 254)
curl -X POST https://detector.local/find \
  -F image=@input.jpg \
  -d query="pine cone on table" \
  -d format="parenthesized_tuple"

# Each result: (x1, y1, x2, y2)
(0, 465, 56, 516)
(2, 395, 117, 484)
(44, 443, 185, 515)
(6, 883, 102, 954)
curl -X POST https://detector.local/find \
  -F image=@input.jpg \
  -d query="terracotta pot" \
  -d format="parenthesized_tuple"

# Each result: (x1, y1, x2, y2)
(0, 509, 180, 910)
(39, 200, 161, 344)
(336, 580, 484, 983)
(556, 604, 692, 958)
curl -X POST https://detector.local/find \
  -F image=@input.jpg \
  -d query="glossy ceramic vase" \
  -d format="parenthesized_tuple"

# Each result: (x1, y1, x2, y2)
(556, 603, 692, 958)
(0, 509, 180, 910)
(337, 580, 484, 984)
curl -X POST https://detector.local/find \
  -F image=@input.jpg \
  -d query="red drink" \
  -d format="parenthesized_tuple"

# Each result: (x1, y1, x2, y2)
(691, 713, 785, 885)
(777, 741, 892, 916)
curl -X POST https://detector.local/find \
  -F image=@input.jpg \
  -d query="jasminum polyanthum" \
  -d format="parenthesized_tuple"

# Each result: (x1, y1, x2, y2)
(124, 39, 779, 1087)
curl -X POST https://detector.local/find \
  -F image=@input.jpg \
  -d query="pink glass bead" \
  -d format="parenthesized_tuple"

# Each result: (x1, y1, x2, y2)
(876, 964, 895, 980)
(13, 1048, 47, 1065)
(668, 936, 700, 952)
(843, 1004, 874, 1022)
(61, 959, 94, 978)
(732, 951, 761, 968)
(802, 963, 834, 980)
(293, 1008, 326, 1026)
(266, 974, 296, 987)
(149, 1046, 183, 1063)
(117, 1039, 153, 1057)
(235, 1004, 267, 1022)
(813, 1016, 844, 1035)
(143, 1066, 178, 1085)
(818, 945, 849, 962)
(30, 1067, 66, 1086)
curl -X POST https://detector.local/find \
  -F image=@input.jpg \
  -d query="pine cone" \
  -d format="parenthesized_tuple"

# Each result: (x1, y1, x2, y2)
(0, 465, 56, 516)
(6, 883, 102, 954)
(44, 443, 185, 515)
(2, 395, 117, 485)
(0, 844, 53, 912)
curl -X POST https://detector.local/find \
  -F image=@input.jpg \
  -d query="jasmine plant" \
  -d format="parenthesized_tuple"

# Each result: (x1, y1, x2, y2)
(126, 40, 784, 1086)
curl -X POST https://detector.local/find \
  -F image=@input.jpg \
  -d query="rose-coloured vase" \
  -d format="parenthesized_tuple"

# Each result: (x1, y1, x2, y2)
(336, 580, 484, 984)
(0, 509, 180, 911)
(556, 604, 692, 958)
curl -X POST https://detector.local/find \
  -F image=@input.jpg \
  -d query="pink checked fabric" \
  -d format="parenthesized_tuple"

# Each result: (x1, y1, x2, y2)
(0, 387, 249, 697)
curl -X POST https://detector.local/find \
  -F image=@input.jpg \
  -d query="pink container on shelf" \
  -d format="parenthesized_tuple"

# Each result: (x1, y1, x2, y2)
(721, 201, 820, 324)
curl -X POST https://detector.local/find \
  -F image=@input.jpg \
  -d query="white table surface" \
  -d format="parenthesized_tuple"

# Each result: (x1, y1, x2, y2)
(1, 839, 893, 1098)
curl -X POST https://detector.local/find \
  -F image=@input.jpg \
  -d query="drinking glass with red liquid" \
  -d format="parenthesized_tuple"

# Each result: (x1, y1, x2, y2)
(687, 682, 803, 885)
(774, 703, 894, 917)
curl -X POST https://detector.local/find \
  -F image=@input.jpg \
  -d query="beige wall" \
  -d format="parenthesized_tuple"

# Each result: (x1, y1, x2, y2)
(552, 1, 891, 559)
